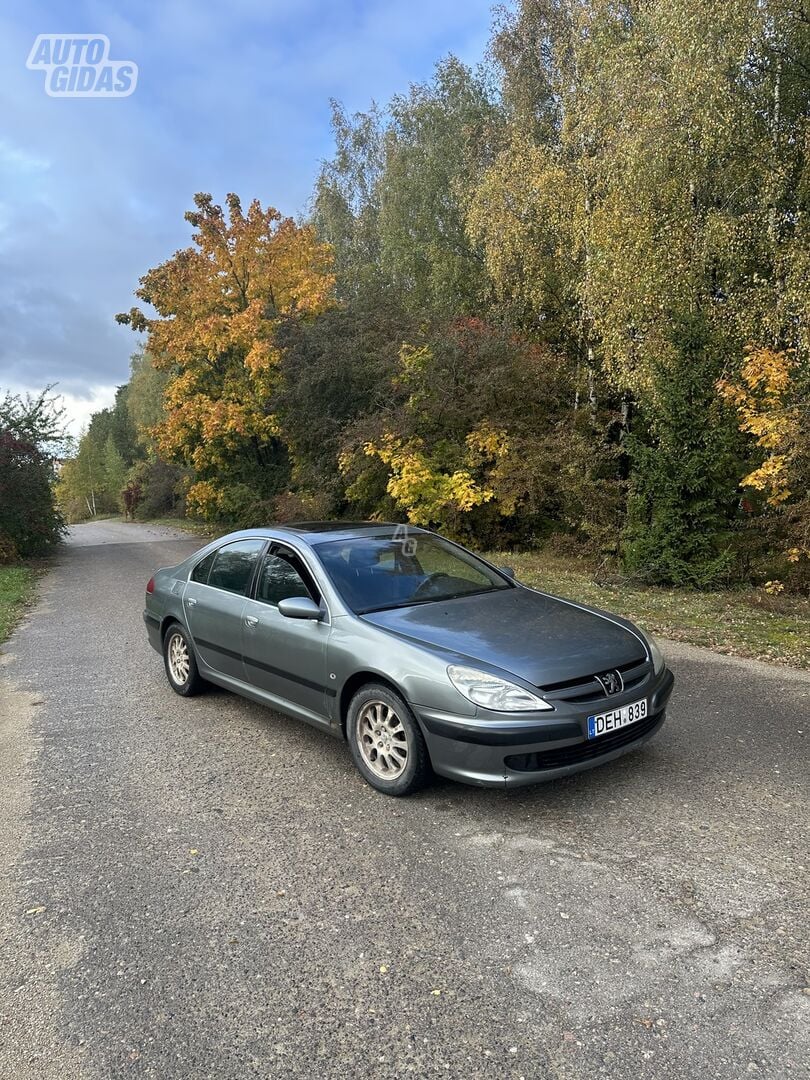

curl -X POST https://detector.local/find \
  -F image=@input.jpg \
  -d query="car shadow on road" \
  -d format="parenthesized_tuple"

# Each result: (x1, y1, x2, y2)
(193, 678, 681, 815)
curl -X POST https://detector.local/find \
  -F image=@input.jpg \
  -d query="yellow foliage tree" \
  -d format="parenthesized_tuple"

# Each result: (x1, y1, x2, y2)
(719, 347, 809, 564)
(337, 319, 578, 538)
(719, 348, 797, 505)
(359, 428, 506, 526)
(117, 193, 334, 520)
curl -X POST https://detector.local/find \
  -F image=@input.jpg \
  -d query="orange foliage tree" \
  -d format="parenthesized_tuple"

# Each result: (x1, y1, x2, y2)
(117, 193, 334, 521)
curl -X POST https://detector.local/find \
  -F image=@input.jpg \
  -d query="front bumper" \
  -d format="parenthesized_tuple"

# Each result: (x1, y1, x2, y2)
(415, 667, 675, 788)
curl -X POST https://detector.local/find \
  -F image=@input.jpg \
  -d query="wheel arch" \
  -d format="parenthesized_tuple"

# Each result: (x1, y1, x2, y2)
(160, 614, 182, 641)
(338, 671, 406, 739)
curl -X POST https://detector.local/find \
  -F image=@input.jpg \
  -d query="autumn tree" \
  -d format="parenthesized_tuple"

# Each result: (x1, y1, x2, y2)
(117, 193, 335, 523)
(583, 0, 807, 582)
(103, 434, 127, 509)
(275, 293, 418, 510)
(337, 318, 603, 545)
(469, 0, 807, 583)
(720, 347, 810, 577)
(56, 424, 106, 519)
(119, 348, 184, 518)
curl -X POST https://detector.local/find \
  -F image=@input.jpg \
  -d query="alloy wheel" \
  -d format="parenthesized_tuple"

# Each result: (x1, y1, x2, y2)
(356, 700, 409, 780)
(167, 631, 190, 685)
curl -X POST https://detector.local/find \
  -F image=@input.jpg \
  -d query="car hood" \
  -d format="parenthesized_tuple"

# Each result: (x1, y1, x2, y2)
(361, 586, 647, 687)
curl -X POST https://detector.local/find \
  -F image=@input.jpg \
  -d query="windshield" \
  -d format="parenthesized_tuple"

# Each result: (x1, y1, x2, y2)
(314, 533, 512, 614)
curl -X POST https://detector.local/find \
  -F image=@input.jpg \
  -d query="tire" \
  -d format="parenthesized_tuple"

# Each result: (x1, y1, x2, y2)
(162, 622, 206, 697)
(346, 682, 431, 796)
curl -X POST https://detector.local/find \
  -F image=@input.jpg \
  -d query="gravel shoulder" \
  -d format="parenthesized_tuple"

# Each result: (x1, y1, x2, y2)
(0, 521, 808, 1079)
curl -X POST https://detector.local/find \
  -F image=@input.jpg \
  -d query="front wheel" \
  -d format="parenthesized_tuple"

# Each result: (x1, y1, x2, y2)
(346, 683, 431, 796)
(163, 623, 205, 697)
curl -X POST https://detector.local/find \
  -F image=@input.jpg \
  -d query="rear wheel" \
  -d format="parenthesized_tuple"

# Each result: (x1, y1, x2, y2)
(347, 683, 431, 796)
(163, 623, 205, 697)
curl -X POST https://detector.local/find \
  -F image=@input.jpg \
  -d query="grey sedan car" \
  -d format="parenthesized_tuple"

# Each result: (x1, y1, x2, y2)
(144, 522, 674, 795)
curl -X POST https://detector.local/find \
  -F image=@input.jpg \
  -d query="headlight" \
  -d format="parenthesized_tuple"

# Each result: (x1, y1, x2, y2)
(646, 634, 665, 675)
(447, 665, 553, 712)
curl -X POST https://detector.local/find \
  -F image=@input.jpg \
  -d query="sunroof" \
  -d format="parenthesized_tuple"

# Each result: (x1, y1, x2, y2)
(280, 521, 401, 533)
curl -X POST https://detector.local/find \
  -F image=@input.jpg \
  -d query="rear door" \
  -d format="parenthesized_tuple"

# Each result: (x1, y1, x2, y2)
(240, 543, 332, 722)
(183, 539, 266, 680)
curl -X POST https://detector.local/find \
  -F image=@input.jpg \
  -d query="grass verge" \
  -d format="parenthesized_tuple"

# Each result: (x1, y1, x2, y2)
(0, 566, 38, 645)
(485, 549, 809, 670)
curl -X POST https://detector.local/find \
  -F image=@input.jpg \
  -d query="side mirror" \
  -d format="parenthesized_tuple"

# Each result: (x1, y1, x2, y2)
(499, 566, 516, 580)
(278, 596, 322, 620)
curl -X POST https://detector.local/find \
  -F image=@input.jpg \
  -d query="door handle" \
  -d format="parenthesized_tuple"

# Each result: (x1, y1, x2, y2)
(186, 597, 197, 607)
(244, 615, 259, 627)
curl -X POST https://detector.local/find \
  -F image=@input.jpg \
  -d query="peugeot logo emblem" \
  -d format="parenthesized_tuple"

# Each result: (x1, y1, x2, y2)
(597, 669, 623, 695)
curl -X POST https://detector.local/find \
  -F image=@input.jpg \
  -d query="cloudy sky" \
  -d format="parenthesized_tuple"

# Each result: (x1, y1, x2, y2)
(0, 0, 494, 434)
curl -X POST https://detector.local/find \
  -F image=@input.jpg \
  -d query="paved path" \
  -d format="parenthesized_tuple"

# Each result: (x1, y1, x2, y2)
(0, 520, 807, 1079)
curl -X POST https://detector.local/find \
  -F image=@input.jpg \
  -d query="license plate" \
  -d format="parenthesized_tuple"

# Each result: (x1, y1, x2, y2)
(587, 698, 647, 739)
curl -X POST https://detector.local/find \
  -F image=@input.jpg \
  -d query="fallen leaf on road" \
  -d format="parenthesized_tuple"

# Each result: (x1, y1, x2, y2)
(25, 906, 46, 916)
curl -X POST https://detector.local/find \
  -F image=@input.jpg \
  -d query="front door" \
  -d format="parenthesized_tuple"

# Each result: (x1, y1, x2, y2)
(240, 544, 331, 723)
(184, 538, 265, 680)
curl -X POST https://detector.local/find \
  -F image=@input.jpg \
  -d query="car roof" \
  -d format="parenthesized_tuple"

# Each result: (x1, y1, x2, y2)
(227, 521, 430, 545)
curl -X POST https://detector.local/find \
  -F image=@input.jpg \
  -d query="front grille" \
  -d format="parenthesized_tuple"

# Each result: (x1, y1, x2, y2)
(539, 656, 650, 704)
(504, 708, 663, 772)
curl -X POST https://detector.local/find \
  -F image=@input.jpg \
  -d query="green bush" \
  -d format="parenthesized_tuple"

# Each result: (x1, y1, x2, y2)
(0, 430, 65, 557)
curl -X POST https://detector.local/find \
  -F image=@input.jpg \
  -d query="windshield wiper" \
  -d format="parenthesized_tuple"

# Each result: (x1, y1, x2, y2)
(356, 596, 439, 615)
(357, 585, 506, 615)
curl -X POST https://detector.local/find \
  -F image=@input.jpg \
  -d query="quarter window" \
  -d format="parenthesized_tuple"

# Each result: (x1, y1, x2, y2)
(190, 550, 216, 584)
(206, 539, 265, 595)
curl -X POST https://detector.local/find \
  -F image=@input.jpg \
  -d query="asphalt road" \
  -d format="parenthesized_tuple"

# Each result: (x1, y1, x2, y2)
(0, 520, 807, 1080)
